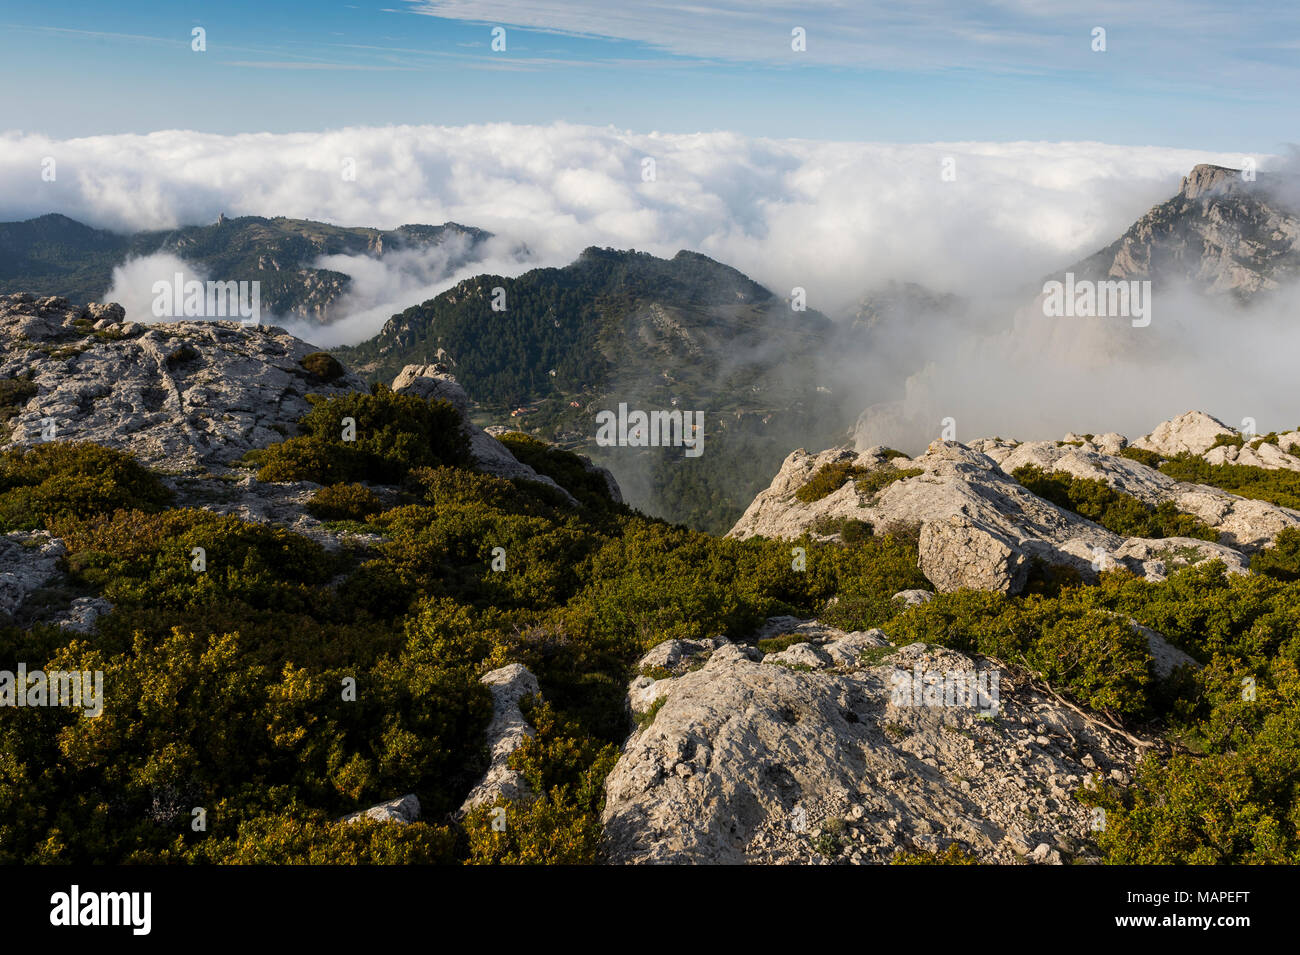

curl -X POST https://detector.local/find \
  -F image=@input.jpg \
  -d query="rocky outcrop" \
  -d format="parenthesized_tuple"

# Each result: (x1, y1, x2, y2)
(998, 437, 1300, 551)
(343, 793, 421, 825)
(0, 532, 65, 620)
(458, 664, 541, 814)
(1131, 410, 1236, 458)
(1, 297, 611, 516)
(390, 364, 593, 506)
(604, 627, 1141, 864)
(731, 411, 1299, 593)
(1, 294, 367, 474)
(1065, 164, 1300, 298)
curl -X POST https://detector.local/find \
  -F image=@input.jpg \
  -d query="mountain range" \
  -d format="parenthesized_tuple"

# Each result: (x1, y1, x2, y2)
(4, 163, 1297, 533)
(0, 213, 492, 323)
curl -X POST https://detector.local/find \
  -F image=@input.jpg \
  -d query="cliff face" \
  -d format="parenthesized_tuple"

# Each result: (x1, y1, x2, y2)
(1063, 163, 1300, 298)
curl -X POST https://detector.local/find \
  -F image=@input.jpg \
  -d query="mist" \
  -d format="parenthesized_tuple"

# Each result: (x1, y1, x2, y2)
(9, 123, 1297, 454)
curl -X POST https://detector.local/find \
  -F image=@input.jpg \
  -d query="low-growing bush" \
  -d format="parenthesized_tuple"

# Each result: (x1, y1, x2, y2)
(795, 460, 867, 503)
(795, 460, 923, 504)
(496, 432, 622, 511)
(307, 482, 384, 523)
(248, 386, 472, 485)
(0, 442, 171, 532)
(1012, 464, 1216, 540)
(1251, 527, 1300, 581)
(299, 352, 346, 383)
(0, 375, 37, 425)
(808, 515, 873, 543)
(1119, 446, 1164, 469)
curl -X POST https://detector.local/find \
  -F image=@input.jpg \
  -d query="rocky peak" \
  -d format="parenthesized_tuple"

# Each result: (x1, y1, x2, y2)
(1179, 163, 1246, 199)
(1061, 163, 1300, 297)
(1131, 409, 1235, 457)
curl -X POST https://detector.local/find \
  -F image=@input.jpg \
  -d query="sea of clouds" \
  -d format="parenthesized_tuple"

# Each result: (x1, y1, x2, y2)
(0, 123, 1255, 321)
(2, 123, 1292, 441)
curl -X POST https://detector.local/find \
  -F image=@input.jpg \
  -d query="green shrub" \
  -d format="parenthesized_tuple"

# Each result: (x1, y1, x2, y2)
(59, 508, 336, 614)
(307, 483, 384, 523)
(198, 814, 460, 864)
(795, 460, 867, 503)
(249, 386, 472, 485)
(0, 375, 38, 425)
(462, 701, 618, 864)
(1252, 527, 1300, 581)
(300, 352, 346, 382)
(757, 632, 810, 654)
(1210, 433, 1244, 450)
(0, 442, 171, 532)
(1119, 446, 1164, 469)
(808, 515, 873, 543)
(496, 432, 621, 510)
(795, 461, 923, 504)
(888, 591, 1152, 719)
(1012, 464, 1216, 540)
(856, 467, 924, 497)
(891, 844, 979, 865)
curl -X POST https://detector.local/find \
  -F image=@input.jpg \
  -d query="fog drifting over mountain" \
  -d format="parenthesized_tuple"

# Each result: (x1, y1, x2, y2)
(2, 123, 1291, 442)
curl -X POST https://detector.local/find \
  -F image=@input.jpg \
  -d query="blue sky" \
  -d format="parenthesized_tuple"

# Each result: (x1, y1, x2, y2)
(1, 0, 1297, 150)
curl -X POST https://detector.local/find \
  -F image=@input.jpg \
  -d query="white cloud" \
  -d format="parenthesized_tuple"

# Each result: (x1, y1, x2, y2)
(0, 123, 1254, 329)
(9, 122, 1293, 443)
(103, 253, 208, 325)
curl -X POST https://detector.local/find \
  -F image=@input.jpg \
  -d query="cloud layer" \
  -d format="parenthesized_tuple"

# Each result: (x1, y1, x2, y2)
(5, 122, 1293, 445)
(0, 122, 1254, 327)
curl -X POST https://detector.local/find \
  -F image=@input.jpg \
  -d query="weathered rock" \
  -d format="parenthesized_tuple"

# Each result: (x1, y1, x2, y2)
(892, 589, 934, 607)
(390, 363, 469, 415)
(0, 532, 65, 620)
(459, 664, 541, 814)
(821, 629, 890, 666)
(50, 596, 113, 634)
(603, 632, 1139, 864)
(1132, 410, 1235, 458)
(0, 295, 368, 474)
(919, 517, 1028, 594)
(637, 637, 725, 674)
(343, 794, 421, 825)
(764, 641, 834, 670)
(1204, 438, 1300, 472)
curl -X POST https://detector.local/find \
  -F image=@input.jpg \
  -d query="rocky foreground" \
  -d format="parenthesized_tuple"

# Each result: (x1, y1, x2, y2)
(601, 623, 1144, 864)
(3, 292, 1295, 864)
